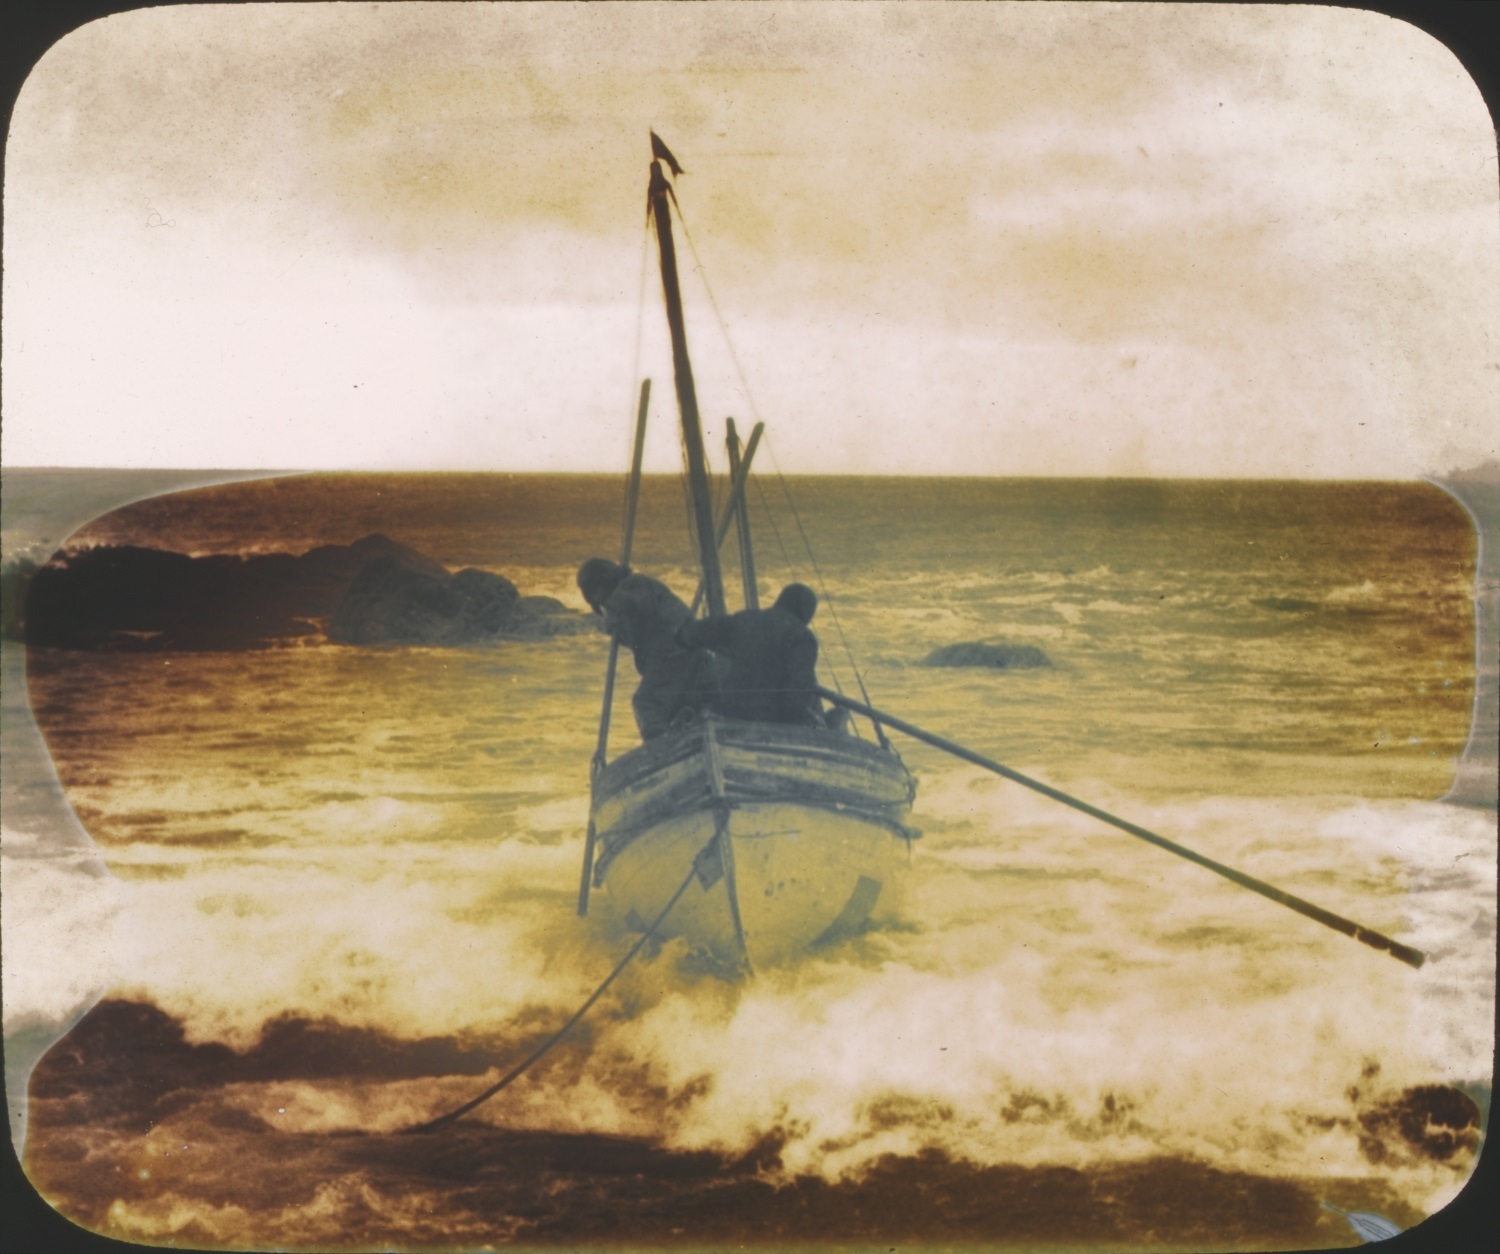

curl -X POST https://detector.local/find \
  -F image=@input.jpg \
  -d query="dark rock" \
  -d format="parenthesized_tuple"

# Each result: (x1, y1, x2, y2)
(25, 539, 409, 650)
(451, 567, 523, 633)
(520, 594, 566, 613)
(288, 534, 445, 616)
(331, 559, 462, 646)
(922, 642, 1053, 670)
(327, 561, 526, 647)
(26, 545, 200, 649)
(24, 533, 586, 651)
(159, 550, 321, 650)
(505, 595, 598, 640)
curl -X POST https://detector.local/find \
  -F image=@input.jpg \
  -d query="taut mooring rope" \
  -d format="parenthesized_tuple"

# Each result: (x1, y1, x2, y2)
(404, 852, 706, 1134)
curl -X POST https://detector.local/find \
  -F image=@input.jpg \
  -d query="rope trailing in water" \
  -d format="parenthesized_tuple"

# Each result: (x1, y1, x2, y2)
(404, 853, 706, 1134)
(817, 687, 1427, 970)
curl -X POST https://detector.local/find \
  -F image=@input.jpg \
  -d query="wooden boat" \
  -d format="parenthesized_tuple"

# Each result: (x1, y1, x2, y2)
(577, 136, 919, 971)
(593, 715, 917, 968)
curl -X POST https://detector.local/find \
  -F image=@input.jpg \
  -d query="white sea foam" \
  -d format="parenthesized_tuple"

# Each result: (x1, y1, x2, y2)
(0, 826, 123, 1037)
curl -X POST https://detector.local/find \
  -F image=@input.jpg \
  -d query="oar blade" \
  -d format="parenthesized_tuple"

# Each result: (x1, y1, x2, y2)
(1321, 1202, 1404, 1242)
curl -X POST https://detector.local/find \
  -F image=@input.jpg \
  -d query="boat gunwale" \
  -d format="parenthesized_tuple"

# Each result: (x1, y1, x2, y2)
(595, 716, 914, 798)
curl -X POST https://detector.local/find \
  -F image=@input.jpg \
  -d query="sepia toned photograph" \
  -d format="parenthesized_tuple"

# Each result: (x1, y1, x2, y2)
(3, 3, 1496, 1250)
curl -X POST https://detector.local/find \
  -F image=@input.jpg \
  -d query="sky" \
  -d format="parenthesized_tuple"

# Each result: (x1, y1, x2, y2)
(2, 1, 1497, 478)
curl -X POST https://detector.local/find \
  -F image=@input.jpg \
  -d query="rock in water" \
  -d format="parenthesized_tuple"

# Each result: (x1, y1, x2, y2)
(450, 567, 524, 635)
(922, 642, 1052, 670)
(506, 595, 597, 640)
(25, 544, 199, 649)
(293, 534, 446, 615)
(328, 561, 521, 647)
(24, 532, 588, 650)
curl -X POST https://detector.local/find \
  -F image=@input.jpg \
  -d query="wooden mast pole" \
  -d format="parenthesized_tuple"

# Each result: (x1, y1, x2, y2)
(689, 421, 763, 615)
(726, 418, 760, 610)
(648, 149, 727, 617)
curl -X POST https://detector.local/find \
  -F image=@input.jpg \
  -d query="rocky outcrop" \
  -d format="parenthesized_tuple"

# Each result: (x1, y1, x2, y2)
(24, 534, 589, 651)
(328, 560, 522, 646)
(921, 642, 1053, 670)
(25, 543, 324, 651)
(505, 595, 594, 641)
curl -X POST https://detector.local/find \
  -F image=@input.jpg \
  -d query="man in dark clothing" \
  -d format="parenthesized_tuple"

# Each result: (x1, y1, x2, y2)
(577, 557, 717, 740)
(677, 582, 825, 726)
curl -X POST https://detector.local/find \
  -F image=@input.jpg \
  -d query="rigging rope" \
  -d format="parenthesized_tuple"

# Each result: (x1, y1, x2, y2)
(403, 852, 706, 1134)
(673, 181, 888, 746)
(759, 437, 888, 747)
(677, 211, 767, 435)
(621, 219, 652, 543)
(750, 473, 795, 573)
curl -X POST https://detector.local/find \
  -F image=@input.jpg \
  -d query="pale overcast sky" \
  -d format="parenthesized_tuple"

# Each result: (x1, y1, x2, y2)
(3, 2, 1496, 477)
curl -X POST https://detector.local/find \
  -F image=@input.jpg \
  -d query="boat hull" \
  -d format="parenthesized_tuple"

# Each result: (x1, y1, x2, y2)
(590, 718, 918, 969)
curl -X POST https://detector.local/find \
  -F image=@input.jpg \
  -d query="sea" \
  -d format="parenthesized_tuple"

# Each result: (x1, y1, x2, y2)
(2, 471, 1494, 1251)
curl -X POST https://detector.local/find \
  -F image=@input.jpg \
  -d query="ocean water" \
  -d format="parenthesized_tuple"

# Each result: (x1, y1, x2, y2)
(4, 472, 1493, 1250)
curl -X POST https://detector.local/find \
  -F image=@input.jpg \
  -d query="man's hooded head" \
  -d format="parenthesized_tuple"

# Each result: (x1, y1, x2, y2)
(773, 583, 818, 625)
(577, 558, 630, 613)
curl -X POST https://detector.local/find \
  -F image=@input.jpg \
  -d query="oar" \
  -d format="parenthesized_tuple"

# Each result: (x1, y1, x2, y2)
(578, 380, 651, 917)
(816, 687, 1426, 969)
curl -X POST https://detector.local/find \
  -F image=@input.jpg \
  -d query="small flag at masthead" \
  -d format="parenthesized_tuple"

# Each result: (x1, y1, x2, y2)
(650, 131, 684, 177)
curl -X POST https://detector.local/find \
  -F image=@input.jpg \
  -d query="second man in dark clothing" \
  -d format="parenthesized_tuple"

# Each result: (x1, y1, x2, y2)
(577, 557, 719, 740)
(677, 583, 825, 726)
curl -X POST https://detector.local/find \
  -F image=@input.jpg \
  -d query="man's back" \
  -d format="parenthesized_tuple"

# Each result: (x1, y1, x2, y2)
(681, 604, 819, 724)
(604, 573, 693, 677)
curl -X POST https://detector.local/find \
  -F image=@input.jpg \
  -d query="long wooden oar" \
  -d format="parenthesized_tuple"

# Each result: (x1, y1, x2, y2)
(816, 687, 1426, 969)
(578, 380, 651, 917)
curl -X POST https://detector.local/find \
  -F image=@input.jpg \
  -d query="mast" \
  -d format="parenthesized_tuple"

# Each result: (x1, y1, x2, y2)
(647, 144, 727, 618)
(726, 419, 760, 610)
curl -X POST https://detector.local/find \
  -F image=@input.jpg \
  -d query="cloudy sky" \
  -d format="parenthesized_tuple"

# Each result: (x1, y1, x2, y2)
(3, 1, 1496, 477)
